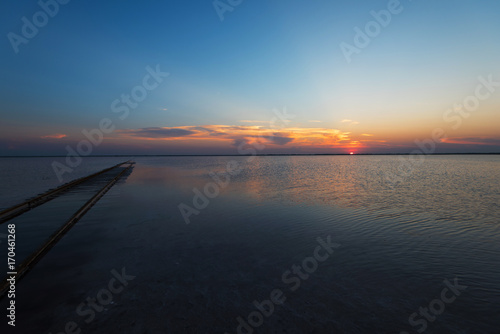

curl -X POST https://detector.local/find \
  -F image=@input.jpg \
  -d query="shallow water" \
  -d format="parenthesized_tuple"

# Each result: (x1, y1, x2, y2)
(0, 156, 131, 209)
(0, 155, 499, 333)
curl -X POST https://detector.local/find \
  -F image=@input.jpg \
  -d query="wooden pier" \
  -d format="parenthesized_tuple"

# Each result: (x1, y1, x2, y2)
(0, 161, 135, 299)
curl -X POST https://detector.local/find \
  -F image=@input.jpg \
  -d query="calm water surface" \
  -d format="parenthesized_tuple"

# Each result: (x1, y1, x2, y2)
(0, 157, 131, 209)
(0, 155, 498, 333)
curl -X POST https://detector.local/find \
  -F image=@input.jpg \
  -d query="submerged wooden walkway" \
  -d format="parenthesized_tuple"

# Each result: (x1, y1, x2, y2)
(0, 161, 134, 224)
(0, 161, 135, 299)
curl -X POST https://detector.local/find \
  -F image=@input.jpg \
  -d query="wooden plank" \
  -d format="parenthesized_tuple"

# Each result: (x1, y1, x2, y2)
(0, 162, 134, 299)
(0, 161, 133, 224)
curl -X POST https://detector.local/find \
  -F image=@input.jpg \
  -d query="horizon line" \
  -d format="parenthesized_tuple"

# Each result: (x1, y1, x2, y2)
(0, 152, 499, 158)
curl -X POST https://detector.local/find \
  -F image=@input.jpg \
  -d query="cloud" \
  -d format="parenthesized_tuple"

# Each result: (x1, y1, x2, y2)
(308, 120, 322, 123)
(239, 120, 270, 124)
(41, 134, 67, 139)
(231, 138, 250, 148)
(116, 125, 358, 149)
(441, 137, 500, 146)
(261, 134, 294, 145)
(126, 127, 196, 138)
(191, 126, 216, 133)
(361, 133, 374, 137)
(341, 119, 360, 125)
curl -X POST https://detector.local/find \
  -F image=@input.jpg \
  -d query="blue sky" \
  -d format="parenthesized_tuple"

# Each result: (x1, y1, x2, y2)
(1, 0, 499, 155)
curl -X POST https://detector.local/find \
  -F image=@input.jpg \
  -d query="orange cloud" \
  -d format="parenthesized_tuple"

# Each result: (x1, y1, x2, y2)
(341, 119, 360, 125)
(116, 125, 358, 149)
(41, 134, 67, 139)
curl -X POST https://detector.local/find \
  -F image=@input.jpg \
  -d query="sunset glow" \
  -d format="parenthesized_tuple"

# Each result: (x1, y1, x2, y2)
(1, 1, 499, 156)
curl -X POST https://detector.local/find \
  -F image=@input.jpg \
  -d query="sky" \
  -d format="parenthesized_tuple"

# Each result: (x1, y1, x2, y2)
(1, 0, 499, 155)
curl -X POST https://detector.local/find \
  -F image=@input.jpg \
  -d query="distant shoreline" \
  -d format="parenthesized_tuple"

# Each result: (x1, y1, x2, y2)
(0, 153, 499, 158)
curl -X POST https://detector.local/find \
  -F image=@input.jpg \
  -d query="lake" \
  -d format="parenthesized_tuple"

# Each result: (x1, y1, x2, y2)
(0, 155, 499, 333)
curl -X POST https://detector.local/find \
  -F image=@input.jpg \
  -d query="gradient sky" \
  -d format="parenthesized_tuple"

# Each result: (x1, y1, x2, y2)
(1, 0, 499, 155)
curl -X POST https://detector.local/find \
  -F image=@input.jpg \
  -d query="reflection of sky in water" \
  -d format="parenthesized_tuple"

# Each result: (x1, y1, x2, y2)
(1, 156, 499, 333)
(128, 155, 500, 224)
